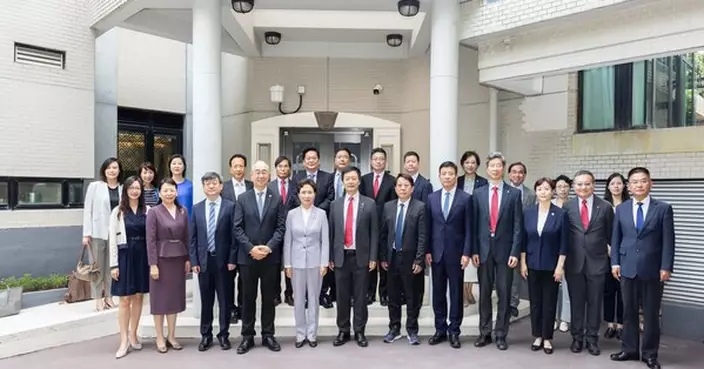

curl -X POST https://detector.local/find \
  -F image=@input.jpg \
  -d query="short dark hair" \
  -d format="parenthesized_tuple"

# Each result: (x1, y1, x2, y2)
(396, 173, 414, 187)
(508, 162, 527, 174)
(297, 178, 317, 193)
(460, 151, 481, 168)
(341, 166, 361, 180)
(159, 178, 183, 210)
(168, 154, 187, 178)
(627, 167, 650, 179)
(99, 157, 123, 183)
(554, 174, 572, 186)
(201, 171, 222, 183)
(371, 147, 387, 159)
(302, 147, 320, 159)
(403, 151, 420, 162)
(573, 169, 595, 182)
(274, 155, 291, 168)
(139, 161, 158, 186)
(335, 147, 352, 157)
(229, 154, 247, 167)
(533, 177, 555, 191)
(438, 161, 458, 175)
(486, 152, 506, 167)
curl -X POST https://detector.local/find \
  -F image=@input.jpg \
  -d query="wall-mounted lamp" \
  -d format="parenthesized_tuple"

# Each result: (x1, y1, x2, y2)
(386, 34, 403, 47)
(231, 0, 254, 14)
(270, 85, 284, 103)
(397, 0, 420, 17)
(270, 84, 305, 115)
(265, 31, 282, 45)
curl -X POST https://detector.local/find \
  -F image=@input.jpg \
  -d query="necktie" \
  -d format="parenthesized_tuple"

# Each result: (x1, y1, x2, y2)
(442, 192, 451, 220)
(344, 197, 354, 248)
(207, 202, 216, 252)
(280, 180, 287, 204)
(308, 173, 315, 183)
(580, 199, 589, 230)
(257, 192, 265, 220)
(395, 203, 405, 250)
(373, 174, 380, 198)
(636, 202, 644, 231)
(336, 174, 342, 199)
(490, 187, 499, 232)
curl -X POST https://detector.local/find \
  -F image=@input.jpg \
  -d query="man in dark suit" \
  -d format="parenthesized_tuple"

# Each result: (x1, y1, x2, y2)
(269, 155, 298, 307)
(471, 152, 523, 351)
(360, 147, 397, 306)
(233, 161, 286, 354)
(610, 167, 674, 369)
(426, 161, 472, 349)
(188, 172, 237, 351)
(221, 153, 253, 323)
(293, 147, 335, 213)
(329, 166, 378, 348)
(403, 151, 433, 204)
(380, 173, 427, 345)
(563, 169, 614, 356)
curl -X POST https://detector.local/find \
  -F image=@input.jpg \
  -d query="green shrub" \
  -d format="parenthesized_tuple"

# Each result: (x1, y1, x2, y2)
(0, 273, 69, 292)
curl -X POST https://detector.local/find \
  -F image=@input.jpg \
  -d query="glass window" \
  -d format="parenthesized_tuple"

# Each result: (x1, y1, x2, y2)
(581, 66, 615, 131)
(0, 181, 8, 206)
(67, 181, 85, 206)
(17, 181, 62, 206)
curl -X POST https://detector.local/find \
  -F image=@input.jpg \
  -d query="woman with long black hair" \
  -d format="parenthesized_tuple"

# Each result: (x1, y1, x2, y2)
(603, 172, 630, 340)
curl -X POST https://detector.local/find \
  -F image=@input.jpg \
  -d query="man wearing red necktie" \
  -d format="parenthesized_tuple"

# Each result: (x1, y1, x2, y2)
(360, 147, 397, 306)
(329, 166, 378, 347)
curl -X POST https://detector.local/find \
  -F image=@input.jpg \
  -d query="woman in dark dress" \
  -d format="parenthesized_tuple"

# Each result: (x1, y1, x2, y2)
(603, 172, 629, 340)
(109, 176, 149, 359)
(147, 178, 190, 353)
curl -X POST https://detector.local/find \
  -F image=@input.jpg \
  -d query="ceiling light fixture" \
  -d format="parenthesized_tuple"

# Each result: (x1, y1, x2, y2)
(397, 0, 420, 17)
(231, 0, 254, 14)
(265, 31, 282, 45)
(386, 34, 403, 47)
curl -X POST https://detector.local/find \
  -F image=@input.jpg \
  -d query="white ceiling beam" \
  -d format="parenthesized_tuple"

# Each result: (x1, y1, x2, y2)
(261, 41, 408, 59)
(409, 11, 430, 56)
(252, 9, 425, 32)
(222, 3, 261, 57)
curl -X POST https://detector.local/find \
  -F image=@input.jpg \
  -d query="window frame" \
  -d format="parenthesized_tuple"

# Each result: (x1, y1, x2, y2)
(0, 177, 9, 210)
(1, 177, 86, 210)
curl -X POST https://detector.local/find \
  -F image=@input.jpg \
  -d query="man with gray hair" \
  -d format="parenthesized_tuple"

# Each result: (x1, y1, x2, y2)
(188, 172, 238, 351)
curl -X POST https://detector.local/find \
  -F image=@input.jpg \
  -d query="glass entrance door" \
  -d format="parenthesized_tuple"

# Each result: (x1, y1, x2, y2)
(280, 128, 373, 177)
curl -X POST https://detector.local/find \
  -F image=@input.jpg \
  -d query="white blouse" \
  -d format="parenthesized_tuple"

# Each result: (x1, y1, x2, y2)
(537, 210, 549, 236)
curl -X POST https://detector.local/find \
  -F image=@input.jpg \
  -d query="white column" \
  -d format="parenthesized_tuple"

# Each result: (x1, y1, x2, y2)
(189, 0, 222, 319)
(489, 87, 499, 153)
(429, 0, 459, 189)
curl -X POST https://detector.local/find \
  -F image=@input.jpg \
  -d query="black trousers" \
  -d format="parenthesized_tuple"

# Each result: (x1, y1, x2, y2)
(478, 254, 514, 338)
(621, 277, 662, 359)
(199, 254, 233, 338)
(387, 251, 424, 335)
(368, 266, 388, 300)
(566, 272, 605, 343)
(603, 272, 624, 324)
(335, 251, 369, 334)
(527, 269, 560, 340)
(320, 270, 336, 301)
(276, 265, 293, 298)
(239, 263, 278, 338)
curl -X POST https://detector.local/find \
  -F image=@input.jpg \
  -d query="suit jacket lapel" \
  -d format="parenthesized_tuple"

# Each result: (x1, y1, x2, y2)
(638, 199, 658, 235)
(497, 185, 512, 222)
(568, 199, 585, 232)
(542, 206, 557, 236)
(215, 201, 228, 233)
(587, 198, 602, 232)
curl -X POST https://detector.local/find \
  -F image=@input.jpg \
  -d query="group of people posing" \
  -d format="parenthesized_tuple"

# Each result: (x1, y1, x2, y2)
(82, 147, 674, 369)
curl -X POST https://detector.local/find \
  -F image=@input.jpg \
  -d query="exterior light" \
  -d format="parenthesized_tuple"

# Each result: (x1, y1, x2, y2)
(386, 34, 403, 47)
(397, 0, 420, 17)
(265, 31, 281, 45)
(231, 0, 254, 14)
(270, 85, 284, 103)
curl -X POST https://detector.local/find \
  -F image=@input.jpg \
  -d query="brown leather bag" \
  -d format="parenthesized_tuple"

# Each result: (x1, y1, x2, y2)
(63, 271, 92, 303)
(75, 245, 101, 282)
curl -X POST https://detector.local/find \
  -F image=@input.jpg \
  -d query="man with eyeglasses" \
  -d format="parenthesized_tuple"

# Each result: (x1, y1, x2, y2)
(563, 170, 614, 356)
(610, 167, 674, 369)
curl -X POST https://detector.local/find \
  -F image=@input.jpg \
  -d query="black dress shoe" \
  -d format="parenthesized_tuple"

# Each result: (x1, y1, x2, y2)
(474, 335, 492, 347)
(570, 339, 583, 353)
(642, 357, 661, 369)
(274, 296, 282, 306)
(198, 336, 213, 352)
(531, 340, 543, 351)
(510, 307, 519, 317)
(355, 332, 368, 347)
(236, 338, 254, 355)
(604, 327, 616, 339)
(496, 337, 508, 351)
(308, 340, 318, 348)
(449, 334, 461, 349)
(230, 308, 241, 324)
(262, 336, 281, 352)
(333, 332, 351, 347)
(217, 336, 231, 350)
(586, 342, 600, 356)
(295, 339, 306, 348)
(610, 352, 639, 361)
(285, 295, 294, 307)
(543, 345, 554, 355)
(615, 328, 623, 341)
(428, 332, 448, 345)
(380, 296, 389, 307)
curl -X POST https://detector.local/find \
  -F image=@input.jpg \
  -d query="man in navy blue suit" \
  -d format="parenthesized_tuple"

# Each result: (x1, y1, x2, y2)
(610, 167, 675, 369)
(403, 151, 433, 204)
(425, 161, 471, 349)
(189, 172, 237, 352)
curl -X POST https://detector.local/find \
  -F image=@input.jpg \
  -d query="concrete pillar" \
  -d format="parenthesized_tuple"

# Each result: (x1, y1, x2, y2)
(489, 87, 499, 153)
(94, 29, 119, 177)
(429, 0, 459, 189)
(189, 0, 222, 319)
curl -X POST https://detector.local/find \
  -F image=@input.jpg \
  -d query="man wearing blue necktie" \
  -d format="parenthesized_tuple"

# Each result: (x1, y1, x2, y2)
(379, 173, 427, 345)
(610, 167, 674, 369)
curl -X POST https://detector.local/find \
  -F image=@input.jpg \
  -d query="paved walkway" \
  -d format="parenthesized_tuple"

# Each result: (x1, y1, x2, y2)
(1, 319, 700, 369)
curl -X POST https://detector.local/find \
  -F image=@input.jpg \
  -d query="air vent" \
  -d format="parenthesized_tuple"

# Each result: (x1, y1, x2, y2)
(14, 43, 65, 69)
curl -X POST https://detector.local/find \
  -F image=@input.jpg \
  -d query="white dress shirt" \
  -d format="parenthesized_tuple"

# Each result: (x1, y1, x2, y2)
(577, 194, 594, 220)
(488, 181, 504, 209)
(205, 196, 222, 231)
(306, 170, 319, 183)
(342, 193, 360, 249)
(232, 178, 247, 199)
(277, 177, 289, 197)
(442, 186, 457, 212)
(537, 210, 548, 236)
(632, 195, 651, 226)
(393, 198, 410, 249)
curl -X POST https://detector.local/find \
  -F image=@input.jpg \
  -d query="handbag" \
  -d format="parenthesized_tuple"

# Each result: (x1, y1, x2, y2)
(63, 272, 92, 304)
(0, 283, 23, 318)
(75, 245, 101, 282)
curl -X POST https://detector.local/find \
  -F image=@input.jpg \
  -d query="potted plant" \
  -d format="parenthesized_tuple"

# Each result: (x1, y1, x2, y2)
(0, 274, 69, 310)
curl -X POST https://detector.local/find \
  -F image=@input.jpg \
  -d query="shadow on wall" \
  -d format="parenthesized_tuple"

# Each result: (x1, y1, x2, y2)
(0, 226, 81, 279)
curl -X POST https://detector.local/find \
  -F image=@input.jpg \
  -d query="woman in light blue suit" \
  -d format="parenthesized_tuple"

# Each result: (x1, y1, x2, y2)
(283, 179, 329, 348)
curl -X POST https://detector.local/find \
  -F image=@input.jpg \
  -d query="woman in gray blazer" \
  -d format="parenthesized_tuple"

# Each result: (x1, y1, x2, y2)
(283, 179, 329, 348)
(83, 157, 123, 311)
